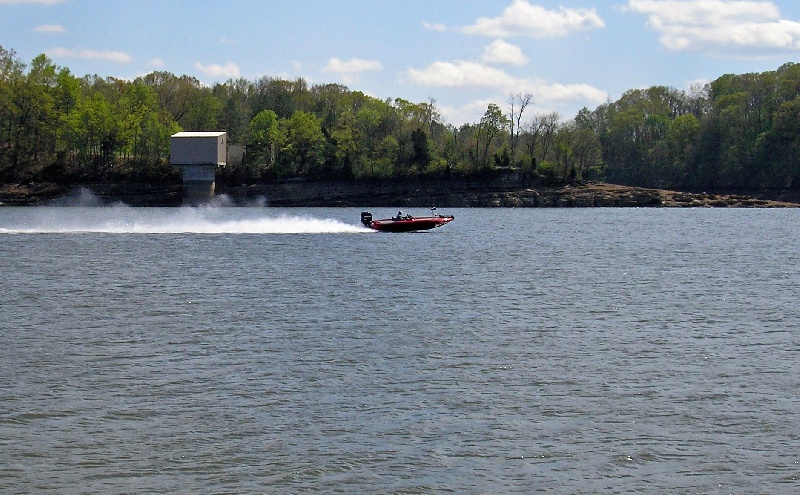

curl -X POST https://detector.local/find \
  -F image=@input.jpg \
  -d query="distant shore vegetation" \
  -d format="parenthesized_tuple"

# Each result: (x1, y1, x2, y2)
(2, 43, 800, 193)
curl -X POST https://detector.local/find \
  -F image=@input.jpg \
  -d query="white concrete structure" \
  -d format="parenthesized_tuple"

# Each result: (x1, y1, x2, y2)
(170, 132, 227, 203)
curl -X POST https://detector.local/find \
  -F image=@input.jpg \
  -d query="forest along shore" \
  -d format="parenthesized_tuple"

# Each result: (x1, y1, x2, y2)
(2, 179, 798, 208)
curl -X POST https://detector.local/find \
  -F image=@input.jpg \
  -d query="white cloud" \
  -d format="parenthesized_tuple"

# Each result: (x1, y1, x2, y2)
(147, 57, 165, 68)
(482, 40, 529, 66)
(322, 57, 382, 74)
(406, 60, 607, 106)
(460, 0, 604, 38)
(438, 99, 497, 127)
(626, 0, 800, 54)
(538, 81, 608, 104)
(34, 24, 65, 33)
(422, 21, 448, 32)
(408, 60, 519, 88)
(194, 61, 241, 78)
(322, 57, 382, 84)
(47, 47, 133, 63)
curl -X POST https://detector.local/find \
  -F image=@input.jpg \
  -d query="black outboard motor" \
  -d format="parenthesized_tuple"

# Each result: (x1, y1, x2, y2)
(360, 211, 373, 227)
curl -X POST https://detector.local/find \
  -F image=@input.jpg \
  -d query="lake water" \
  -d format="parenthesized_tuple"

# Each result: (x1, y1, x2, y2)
(1, 205, 799, 494)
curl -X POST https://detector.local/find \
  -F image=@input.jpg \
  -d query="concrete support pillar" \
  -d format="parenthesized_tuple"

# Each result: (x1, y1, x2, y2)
(182, 181, 216, 204)
(174, 164, 217, 204)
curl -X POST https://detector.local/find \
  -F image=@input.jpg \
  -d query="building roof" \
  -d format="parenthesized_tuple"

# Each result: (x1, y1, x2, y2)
(171, 131, 226, 138)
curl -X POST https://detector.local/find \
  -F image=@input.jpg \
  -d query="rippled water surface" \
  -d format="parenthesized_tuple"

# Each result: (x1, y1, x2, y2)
(1, 206, 799, 494)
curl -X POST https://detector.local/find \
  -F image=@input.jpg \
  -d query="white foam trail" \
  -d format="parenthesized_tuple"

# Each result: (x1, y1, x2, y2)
(0, 208, 371, 234)
(45, 187, 106, 207)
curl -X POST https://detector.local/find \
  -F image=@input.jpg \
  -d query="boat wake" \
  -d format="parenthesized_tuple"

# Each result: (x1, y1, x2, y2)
(0, 208, 369, 234)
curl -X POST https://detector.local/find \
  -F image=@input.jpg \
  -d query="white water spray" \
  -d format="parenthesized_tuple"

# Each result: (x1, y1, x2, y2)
(0, 205, 370, 235)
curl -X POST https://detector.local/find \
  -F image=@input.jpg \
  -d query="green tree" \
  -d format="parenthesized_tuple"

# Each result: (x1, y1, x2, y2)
(182, 91, 220, 131)
(664, 113, 699, 187)
(522, 112, 560, 175)
(0, 46, 25, 176)
(61, 91, 118, 178)
(277, 110, 325, 177)
(475, 103, 509, 170)
(558, 121, 602, 180)
(410, 127, 431, 172)
(354, 100, 388, 176)
(247, 109, 282, 172)
(377, 135, 400, 178)
(118, 81, 179, 171)
(214, 78, 253, 142)
(760, 98, 800, 187)
(254, 77, 308, 119)
(1, 53, 59, 176)
(330, 112, 367, 177)
(508, 92, 532, 165)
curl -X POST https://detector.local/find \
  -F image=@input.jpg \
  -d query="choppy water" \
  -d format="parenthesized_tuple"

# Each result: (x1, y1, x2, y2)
(1, 205, 799, 494)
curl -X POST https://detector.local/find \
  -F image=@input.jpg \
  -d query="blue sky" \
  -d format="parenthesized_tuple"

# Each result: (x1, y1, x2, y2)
(3, 0, 800, 126)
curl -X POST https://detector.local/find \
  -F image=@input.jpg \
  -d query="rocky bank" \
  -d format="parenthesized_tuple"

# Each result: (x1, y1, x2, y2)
(220, 178, 799, 208)
(1, 178, 798, 208)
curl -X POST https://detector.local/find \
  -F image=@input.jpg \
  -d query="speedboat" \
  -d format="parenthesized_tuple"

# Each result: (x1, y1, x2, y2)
(361, 209, 454, 232)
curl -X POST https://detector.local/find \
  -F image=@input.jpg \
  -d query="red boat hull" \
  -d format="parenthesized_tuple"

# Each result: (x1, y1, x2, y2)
(361, 211, 454, 232)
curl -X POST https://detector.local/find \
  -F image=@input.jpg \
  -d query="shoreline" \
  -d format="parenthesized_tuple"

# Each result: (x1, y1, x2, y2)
(1, 180, 798, 208)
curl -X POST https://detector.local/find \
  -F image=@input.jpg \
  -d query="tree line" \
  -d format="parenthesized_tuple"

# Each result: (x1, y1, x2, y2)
(2, 44, 800, 192)
(589, 63, 800, 191)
